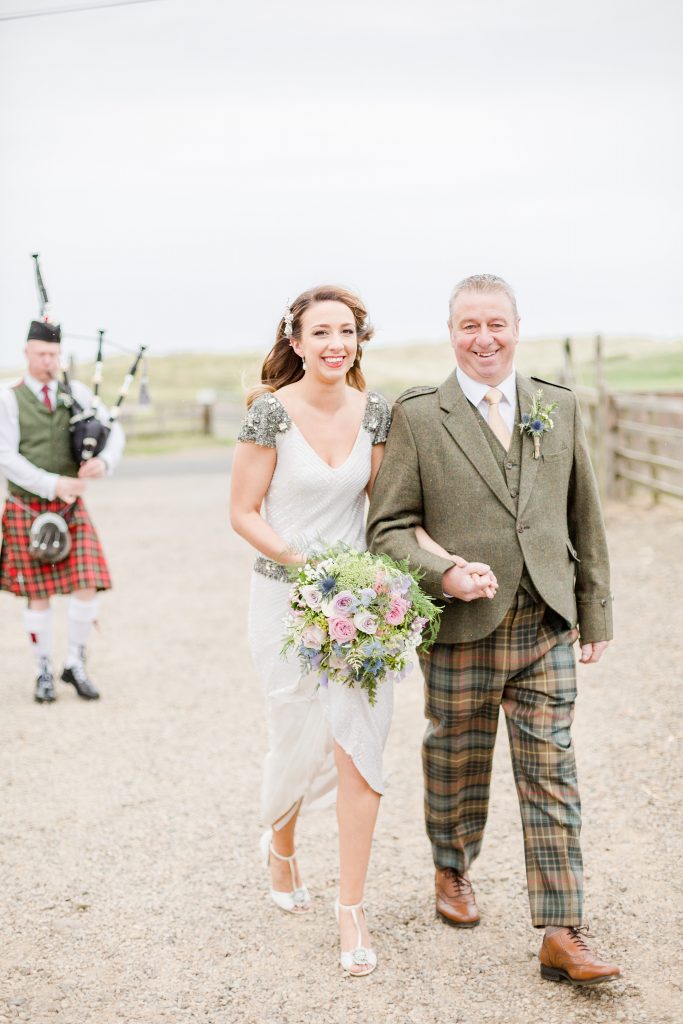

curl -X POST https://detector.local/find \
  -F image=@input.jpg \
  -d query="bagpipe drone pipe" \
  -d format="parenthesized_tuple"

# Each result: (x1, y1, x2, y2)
(31, 254, 147, 465)
(62, 331, 147, 464)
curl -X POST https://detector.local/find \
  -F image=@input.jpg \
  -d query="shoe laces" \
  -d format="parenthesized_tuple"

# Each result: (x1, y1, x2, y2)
(442, 868, 473, 895)
(567, 925, 593, 952)
(38, 657, 52, 683)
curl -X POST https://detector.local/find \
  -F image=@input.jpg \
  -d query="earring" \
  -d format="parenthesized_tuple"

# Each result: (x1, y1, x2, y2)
(301, 357, 307, 371)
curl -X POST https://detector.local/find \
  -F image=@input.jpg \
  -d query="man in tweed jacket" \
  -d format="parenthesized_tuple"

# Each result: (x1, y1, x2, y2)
(367, 274, 620, 986)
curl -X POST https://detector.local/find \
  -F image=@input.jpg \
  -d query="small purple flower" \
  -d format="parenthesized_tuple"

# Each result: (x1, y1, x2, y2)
(358, 587, 377, 607)
(531, 418, 543, 432)
(397, 574, 412, 596)
(320, 575, 336, 595)
(521, 413, 531, 425)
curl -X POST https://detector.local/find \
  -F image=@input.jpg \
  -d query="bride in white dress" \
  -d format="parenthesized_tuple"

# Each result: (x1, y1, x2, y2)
(230, 285, 392, 976)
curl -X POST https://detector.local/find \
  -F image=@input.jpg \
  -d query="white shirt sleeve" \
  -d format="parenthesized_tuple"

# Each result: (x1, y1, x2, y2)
(0, 388, 59, 499)
(70, 381, 126, 475)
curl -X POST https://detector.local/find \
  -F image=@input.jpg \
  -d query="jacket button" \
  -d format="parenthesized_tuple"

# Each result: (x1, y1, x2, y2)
(505, 461, 514, 470)
(516, 524, 524, 534)
(510, 488, 518, 497)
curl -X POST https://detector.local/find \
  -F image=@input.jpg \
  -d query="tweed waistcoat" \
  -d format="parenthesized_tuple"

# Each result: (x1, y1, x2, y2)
(473, 401, 542, 605)
(9, 383, 79, 499)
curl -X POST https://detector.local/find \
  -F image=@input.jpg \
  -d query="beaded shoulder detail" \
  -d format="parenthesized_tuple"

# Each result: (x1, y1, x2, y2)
(362, 392, 392, 445)
(237, 393, 292, 449)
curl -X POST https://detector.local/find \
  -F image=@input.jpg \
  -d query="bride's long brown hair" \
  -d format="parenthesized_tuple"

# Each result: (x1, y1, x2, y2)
(246, 285, 374, 407)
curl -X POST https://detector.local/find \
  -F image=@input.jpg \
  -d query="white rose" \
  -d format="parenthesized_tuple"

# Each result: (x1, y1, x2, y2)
(353, 610, 378, 634)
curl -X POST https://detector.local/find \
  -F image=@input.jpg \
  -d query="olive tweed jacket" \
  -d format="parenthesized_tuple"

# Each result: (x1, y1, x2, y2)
(367, 371, 613, 645)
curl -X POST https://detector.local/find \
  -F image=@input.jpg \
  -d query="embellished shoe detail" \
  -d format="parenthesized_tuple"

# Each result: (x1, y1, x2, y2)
(260, 830, 311, 914)
(335, 899, 377, 977)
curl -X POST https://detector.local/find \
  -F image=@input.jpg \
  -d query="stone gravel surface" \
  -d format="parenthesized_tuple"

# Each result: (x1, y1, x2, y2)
(1, 457, 681, 1024)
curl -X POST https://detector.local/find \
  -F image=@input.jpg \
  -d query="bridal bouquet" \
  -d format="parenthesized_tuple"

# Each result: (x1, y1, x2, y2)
(282, 544, 442, 706)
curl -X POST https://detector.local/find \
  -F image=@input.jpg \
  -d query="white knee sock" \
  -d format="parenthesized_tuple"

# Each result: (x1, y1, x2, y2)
(65, 596, 99, 668)
(24, 607, 53, 671)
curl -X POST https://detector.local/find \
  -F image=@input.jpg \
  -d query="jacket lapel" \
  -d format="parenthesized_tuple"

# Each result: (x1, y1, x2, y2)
(439, 374, 517, 517)
(516, 375, 540, 517)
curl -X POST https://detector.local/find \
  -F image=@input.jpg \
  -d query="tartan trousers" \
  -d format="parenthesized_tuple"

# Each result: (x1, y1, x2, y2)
(419, 588, 583, 927)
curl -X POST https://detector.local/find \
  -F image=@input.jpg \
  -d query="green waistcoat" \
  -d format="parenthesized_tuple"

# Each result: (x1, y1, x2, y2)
(473, 403, 541, 603)
(9, 383, 79, 499)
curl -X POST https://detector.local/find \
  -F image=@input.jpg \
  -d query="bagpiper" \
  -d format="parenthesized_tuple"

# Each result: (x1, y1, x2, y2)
(0, 316, 124, 703)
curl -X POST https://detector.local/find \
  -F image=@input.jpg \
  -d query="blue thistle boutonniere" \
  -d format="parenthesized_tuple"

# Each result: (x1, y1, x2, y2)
(518, 389, 558, 459)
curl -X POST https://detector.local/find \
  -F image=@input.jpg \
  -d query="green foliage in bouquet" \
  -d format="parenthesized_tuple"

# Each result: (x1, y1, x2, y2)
(281, 543, 442, 706)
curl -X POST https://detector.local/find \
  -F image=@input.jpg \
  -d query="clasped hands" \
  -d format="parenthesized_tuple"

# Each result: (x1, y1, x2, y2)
(55, 458, 107, 503)
(442, 555, 498, 602)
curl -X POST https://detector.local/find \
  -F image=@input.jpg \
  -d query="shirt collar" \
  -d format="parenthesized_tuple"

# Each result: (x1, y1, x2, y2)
(24, 372, 58, 398)
(456, 365, 517, 409)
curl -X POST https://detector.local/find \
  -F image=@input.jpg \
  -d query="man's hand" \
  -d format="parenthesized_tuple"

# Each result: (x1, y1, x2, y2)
(78, 458, 107, 479)
(443, 560, 499, 602)
(55, 476, 86, 502)
(579, 641, 610, 664)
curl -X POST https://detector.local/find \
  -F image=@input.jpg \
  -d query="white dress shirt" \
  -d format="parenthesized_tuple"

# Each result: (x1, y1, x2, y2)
(456, 366, 517, 435)
(0, 373, 125, 500)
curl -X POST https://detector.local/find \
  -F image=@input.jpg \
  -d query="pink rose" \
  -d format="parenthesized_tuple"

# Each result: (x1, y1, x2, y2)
(328, 617, 358, 643)
(300, 585, 323, 610)
(326, 591, 358, 617)
(385, 596, 409, 626)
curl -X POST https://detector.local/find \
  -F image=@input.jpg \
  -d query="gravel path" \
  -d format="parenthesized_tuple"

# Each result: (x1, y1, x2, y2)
(1, 456, 681, 1024)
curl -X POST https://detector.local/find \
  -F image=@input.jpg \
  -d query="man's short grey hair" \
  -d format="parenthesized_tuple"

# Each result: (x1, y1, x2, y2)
(448, 274, 519, 322)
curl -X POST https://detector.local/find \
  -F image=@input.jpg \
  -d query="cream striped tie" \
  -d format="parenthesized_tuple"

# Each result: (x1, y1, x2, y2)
(484, 388, 511, 450)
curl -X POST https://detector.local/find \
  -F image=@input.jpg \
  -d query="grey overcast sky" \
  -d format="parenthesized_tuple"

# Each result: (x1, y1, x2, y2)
(1, 0, 681, 363)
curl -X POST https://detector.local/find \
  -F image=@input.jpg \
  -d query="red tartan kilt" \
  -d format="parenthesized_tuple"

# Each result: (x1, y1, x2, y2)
(0, 496, 111, 599)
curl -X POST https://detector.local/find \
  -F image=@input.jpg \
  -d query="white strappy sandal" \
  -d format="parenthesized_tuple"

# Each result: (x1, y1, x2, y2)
(260, 830, 311, 914)
(335, 899, 377, 976)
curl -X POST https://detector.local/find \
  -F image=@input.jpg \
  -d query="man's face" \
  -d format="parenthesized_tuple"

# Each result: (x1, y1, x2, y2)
(25, 340, 61, 383)
(448, 289, 520, 385)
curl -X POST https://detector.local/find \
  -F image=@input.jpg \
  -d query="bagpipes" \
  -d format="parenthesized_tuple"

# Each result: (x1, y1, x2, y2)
(32, 254, 147, 465)
(62, 331, 147, 463)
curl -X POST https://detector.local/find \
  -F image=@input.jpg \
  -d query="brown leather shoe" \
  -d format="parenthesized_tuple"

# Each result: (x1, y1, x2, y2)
(540, 927, 621, 986)
(435, 868, 480, 928)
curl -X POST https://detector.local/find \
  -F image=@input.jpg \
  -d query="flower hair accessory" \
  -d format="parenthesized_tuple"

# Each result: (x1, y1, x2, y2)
(283, 301, 294, 338)
(518, 389, 558, 459)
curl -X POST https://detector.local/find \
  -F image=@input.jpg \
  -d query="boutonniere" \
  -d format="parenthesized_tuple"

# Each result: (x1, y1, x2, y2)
(518, 389, 558, 459)
(57, 391, 74, 409)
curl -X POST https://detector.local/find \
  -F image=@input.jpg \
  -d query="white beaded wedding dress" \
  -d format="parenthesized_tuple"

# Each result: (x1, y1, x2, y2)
(238, 390, 393, 829)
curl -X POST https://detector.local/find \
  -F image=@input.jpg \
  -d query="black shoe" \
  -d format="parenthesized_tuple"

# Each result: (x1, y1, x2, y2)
(61, 660, 100, 700)
(34, 658, 56, 703)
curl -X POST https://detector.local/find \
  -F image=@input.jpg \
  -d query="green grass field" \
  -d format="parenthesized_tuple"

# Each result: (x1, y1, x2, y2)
(3, 337, 681, 456)
(37, 335, 681, 407)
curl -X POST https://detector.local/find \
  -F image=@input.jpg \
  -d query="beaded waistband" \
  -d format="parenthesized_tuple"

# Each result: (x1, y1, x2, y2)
(253, 555, 290, 583)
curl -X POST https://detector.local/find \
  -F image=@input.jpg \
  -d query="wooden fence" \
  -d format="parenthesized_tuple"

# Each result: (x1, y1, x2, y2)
(567, 336, 683, 503)
(118, 338, 683, 504)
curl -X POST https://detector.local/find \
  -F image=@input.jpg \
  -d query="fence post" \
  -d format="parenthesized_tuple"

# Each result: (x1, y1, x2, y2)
(201, 402, 214, 436)
(562, 337, 575, 386)
(647, 408, 661, 506)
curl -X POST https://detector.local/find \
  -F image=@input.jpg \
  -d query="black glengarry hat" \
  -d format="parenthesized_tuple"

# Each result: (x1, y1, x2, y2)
(27, 320, 61, 344)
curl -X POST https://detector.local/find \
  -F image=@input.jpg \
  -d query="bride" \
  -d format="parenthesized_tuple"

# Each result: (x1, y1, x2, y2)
(230, 284, 494, 975)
